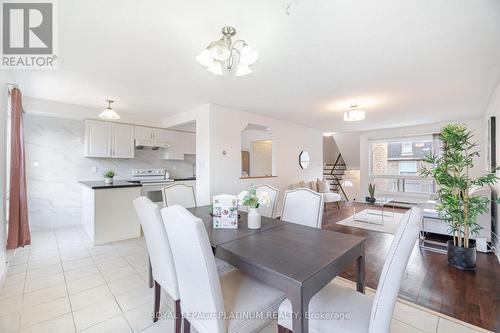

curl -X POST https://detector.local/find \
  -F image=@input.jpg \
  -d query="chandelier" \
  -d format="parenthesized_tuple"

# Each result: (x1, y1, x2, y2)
(196, 26, 258, 76)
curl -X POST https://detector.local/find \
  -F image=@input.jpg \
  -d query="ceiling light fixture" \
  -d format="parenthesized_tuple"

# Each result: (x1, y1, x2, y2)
(343, 104, 365, 122)
(196, 26, 258, 77)
(99, 99, 120, 120)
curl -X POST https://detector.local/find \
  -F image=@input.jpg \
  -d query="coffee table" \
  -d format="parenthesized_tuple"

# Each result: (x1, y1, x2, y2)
(353, 197, 395, 225)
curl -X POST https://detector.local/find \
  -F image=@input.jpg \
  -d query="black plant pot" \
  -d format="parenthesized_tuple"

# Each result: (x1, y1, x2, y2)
(365, 196, 376, 203)
(447, 240, 476, 271)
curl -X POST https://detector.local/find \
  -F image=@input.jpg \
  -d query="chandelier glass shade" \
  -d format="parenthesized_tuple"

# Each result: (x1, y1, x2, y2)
(98, 100, 120, 120)
(196, 26, 258, 76)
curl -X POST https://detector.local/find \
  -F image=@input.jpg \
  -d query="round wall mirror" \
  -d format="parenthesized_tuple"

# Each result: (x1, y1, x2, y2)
(299, 151, 310, 169)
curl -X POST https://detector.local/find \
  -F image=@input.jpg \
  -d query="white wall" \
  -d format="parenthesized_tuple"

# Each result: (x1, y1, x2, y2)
(323, 135, 340, 164)
(359, 118, 486, 202)
(208, 104, 323, 213)
(332, 132, 361, 169)
(1, 72, 17, 282)
(163, 104, 324, 212)
(483, 79, 500, 261)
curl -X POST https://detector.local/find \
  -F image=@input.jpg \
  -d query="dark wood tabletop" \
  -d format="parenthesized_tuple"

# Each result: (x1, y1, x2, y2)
(187, 205, 283, 246)
(188, 205, 366, 333)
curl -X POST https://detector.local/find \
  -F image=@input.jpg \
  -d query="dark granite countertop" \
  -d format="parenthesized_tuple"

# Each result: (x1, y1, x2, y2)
(173, 177, 196, 181)
(79, 180, 142, 189)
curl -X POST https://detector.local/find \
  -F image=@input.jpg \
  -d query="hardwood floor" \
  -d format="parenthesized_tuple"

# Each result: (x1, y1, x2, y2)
(322, 202, 500, 332)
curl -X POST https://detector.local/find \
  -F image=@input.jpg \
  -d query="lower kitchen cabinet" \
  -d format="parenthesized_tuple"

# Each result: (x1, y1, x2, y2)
(81, 185, 141, 244)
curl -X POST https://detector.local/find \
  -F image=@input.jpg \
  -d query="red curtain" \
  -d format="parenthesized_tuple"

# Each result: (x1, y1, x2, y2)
(7, 88, 30, 249)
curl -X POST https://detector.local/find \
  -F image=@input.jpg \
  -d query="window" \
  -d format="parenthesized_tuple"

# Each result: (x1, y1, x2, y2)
(368, 134, 440, 196)
(399, 161, 417, 175)
(401, 142, 413, 155)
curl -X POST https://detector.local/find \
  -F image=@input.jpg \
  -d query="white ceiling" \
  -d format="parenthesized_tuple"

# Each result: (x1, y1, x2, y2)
(12, 0, 500, 132)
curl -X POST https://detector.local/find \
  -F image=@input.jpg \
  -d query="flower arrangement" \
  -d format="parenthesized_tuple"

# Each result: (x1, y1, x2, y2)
(237, 185, 271, 209)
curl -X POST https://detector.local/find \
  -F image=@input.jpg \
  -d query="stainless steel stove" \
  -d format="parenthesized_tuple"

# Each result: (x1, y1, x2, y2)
(129, 168, 173, 184)
(129, 169, 174, 206)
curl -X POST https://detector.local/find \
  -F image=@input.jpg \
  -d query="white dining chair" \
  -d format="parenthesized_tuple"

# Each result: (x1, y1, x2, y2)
(133, 197, 181, 331)
(162, 183, 196, 208)
(134, 197, 235, 331)
(281, 188, 324, 228)
(277, 207, 422, 333)
(255, 184, 279, 218)
(161, 205, 285, 333)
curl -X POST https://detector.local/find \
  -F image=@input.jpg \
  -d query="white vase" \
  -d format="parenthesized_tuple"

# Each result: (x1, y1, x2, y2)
(247, 208, 261, 229)
(105, 177, 113, 184)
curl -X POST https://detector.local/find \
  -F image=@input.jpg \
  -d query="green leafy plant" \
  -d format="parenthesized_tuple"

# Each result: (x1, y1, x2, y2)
(368, 183, 376, 198)
(419, 123, 499, 248)
(103, 169, 117, 178)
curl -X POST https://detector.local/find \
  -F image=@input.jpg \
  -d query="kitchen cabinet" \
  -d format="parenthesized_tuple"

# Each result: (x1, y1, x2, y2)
(163, 130, 184, 160)
(183, 132, 196, 155)
(84, 120, 134, 158)
(112, 123, 135, 158)
(134, 126, 169, 146)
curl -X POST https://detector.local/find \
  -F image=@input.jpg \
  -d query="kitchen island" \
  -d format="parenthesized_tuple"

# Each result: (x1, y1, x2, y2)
(80, 180, 142, 245)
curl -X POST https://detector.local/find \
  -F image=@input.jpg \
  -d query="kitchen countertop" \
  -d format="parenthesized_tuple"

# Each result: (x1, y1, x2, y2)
(79, 180, 142, 189)
(79, 177, 196, 189)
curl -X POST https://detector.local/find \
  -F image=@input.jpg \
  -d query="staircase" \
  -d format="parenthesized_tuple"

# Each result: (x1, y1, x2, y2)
(324, 154, 349, 201)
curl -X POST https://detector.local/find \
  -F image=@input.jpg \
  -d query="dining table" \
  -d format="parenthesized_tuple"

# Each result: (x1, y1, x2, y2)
(187, 205, 366, 333)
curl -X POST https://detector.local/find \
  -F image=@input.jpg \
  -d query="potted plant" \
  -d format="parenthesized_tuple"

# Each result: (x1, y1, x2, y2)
(237, 185, 271, 229)
(366, 183, 376, 203)
(420, 123, 499, 270)
(103, 169, 117, 184)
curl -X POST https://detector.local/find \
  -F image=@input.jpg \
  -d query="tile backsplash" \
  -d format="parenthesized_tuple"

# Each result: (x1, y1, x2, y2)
(24, 114, 195, 230)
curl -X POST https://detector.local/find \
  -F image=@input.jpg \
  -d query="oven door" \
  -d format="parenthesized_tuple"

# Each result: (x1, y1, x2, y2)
(140, 183, 168, 208)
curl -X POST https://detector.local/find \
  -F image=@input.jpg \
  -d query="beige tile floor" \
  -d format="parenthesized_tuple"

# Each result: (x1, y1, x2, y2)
(0, 226, 493, 333)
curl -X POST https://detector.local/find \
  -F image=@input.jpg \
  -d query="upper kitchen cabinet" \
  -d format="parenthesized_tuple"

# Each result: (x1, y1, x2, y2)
(163, 130, 184, 160)
(183, 132, 196, 155)
(84, 120, 134, 158)
(112, 123, 135, 158)
(134, 126, 169, 146)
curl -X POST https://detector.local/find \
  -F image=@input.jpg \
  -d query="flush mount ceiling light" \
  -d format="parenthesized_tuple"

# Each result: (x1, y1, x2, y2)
(343, 104, 365, 122)
(98, 99, 120, 120)
(196, 26, 258, 77)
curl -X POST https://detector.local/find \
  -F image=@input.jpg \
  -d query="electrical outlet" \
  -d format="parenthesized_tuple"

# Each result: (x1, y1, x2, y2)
(91, 166, 97, 174)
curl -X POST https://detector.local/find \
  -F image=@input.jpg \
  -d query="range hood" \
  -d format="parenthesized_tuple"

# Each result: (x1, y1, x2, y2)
(135, 140, 171, 150)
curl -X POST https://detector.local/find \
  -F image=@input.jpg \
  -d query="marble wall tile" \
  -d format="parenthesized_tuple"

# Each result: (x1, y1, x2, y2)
(24, 115, 195, 230)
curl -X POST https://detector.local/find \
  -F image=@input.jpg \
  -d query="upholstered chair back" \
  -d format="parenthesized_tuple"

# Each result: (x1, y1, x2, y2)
(368, 207, 422, 333)
(133, 197, 179, 300)
(281, 188, 324, 228)
(255, 184, 279, 218)
(163, 183, 196, 208)
(161, 205, 226, 333)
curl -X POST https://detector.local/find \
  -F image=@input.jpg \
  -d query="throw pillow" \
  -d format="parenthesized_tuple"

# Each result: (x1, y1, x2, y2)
(309, 181, 318, 192)
(317, 178, 330, 193)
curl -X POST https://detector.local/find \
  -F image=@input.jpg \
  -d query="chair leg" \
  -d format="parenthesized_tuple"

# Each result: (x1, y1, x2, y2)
(278, 324, 292, 333)
(183, 318, 191, 333)
(153, 281, 161, 323)
(148, 257, 154, 288)
(336, 201, 341, 209)
(175, 299, 182, 333)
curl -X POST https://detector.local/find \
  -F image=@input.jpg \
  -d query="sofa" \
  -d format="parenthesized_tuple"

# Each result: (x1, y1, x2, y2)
(291, 179, 342, 209)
